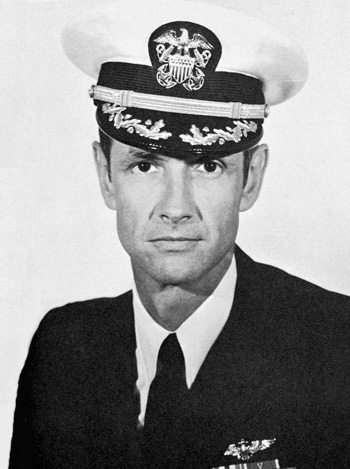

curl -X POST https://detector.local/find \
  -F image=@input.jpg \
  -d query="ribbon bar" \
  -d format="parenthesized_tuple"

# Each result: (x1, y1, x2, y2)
(89, 85, 270, 120)
(212, 459, 281, 469)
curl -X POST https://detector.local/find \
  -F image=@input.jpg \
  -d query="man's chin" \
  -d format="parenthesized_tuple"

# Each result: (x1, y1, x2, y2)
(143, 259, 208, 286)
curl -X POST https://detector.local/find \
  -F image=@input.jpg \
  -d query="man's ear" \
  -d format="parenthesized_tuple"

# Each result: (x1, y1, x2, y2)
(92, 141, 117, 210)
(239, 144, 269, 212)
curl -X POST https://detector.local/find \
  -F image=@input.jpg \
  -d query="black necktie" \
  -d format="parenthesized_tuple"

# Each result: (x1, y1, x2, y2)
(143, 333, 188, 467)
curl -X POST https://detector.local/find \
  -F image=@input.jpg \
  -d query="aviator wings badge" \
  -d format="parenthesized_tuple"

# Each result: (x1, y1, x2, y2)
(153, 27, 214, 91)
(224, 439, 276, 461)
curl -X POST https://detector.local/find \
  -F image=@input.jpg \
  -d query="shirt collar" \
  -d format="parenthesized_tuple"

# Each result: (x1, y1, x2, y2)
(133, 256, 237, 388)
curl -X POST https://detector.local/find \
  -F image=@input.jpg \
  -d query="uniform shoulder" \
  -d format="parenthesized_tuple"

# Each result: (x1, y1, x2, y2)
(243, 252, 350, 390)
(30, 291, 133, 354)
(253, 255, 350, 325)
(40, 291, 132, 328)
(253, 261, 350, 416)
(260, 258, 348, 297)
(236, 246, 350, 325)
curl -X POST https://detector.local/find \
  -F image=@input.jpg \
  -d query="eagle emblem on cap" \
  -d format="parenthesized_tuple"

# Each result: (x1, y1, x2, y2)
(154, 28, 214, 91)
(224, 438, 276, 461)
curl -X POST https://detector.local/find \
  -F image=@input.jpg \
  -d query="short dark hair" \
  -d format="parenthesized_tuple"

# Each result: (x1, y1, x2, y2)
(98, 128, 255, 185)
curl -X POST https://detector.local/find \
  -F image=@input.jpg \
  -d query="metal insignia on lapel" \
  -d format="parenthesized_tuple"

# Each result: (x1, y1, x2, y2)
(224, 439, 276, 461)
(154, 28, 214, 91)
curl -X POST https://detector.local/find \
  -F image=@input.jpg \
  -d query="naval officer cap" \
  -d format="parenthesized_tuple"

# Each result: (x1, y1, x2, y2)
(62, 0, 308, 157)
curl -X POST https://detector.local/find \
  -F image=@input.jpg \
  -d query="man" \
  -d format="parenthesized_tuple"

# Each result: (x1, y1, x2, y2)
(9, 1, 350, 468)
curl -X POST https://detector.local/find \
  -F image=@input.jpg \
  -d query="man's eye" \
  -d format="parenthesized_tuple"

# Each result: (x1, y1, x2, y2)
(132, 162, 157, 173)
(197, 161, 223, 174)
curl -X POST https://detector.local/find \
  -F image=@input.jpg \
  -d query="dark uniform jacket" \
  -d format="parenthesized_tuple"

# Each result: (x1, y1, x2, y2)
(9, 247, 350, 468)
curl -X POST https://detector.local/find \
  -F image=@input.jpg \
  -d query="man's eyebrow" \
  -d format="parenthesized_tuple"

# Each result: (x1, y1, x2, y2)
(188, 153, 229, 164)
(127, 148, 159, 160)
(125, 148, 232, 165)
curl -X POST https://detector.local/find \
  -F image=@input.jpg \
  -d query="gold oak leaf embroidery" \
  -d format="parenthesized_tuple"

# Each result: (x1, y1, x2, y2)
(102, 104, 172, 140)
(180, 120, 257, 146)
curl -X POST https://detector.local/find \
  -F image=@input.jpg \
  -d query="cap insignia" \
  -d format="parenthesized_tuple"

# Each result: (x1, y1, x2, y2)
(102, 104, 172, 140)
(153, 28, 214, 91)
(180, 120, 257, 146)
(224, 439, 276, 462)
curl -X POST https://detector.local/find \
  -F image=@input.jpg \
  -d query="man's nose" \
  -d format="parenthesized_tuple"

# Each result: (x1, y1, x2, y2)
(156, 170, 197, 225)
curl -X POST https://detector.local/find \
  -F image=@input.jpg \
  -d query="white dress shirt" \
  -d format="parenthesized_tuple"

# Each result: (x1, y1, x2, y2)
(133, 257, 237, 425)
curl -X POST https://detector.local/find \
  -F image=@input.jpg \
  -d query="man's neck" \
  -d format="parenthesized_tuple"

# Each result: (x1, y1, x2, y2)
(133, 254, 233, 331)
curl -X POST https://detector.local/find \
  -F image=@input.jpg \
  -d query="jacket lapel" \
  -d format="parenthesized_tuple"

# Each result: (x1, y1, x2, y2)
(168, 246, 283, 468)
(90, 291, 145, 468)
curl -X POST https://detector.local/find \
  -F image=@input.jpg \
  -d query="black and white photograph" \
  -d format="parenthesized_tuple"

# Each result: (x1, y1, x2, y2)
(2, 0, 350, 467)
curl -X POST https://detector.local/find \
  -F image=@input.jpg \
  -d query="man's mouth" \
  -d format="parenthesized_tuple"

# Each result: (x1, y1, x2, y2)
(149, 236, 202, 251)
(150, 236, 201, 241)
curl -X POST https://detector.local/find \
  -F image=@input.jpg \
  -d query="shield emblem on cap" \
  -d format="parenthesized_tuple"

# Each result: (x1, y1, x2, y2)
(152, 26, 215, 91)
(169, 53, 195, 84)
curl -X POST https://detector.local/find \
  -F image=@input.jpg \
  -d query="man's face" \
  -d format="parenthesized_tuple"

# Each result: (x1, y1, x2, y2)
(95, 140, 267, 287)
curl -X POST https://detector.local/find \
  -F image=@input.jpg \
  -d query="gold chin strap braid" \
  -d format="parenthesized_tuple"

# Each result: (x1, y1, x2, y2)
(89, 85, 270, 120)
